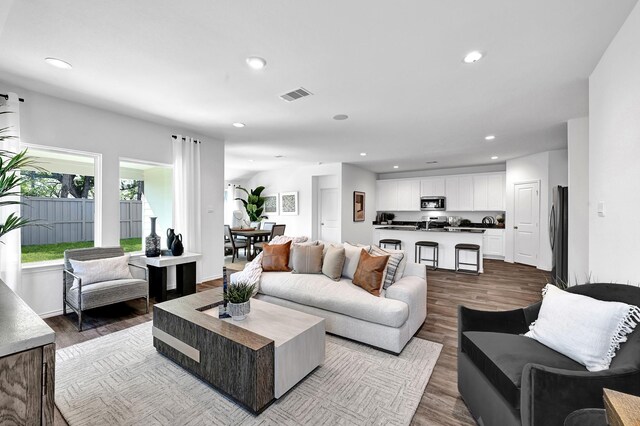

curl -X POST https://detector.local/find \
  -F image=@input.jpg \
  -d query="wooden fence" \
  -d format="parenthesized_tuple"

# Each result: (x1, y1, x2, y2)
(20, 197, 143, 246)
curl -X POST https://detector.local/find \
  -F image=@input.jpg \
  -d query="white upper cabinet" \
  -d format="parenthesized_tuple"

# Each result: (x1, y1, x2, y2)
(473, 173, 505, 211)
(420, 178, 446, 197)
(376, 179, 420, 211)
(397, 180, 421, 211)
(446, 176, 473, 211)
(376, 180, 398, 211)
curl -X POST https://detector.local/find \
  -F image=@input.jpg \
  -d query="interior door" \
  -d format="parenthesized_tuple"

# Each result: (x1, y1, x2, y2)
(319, 188, 340, 243)
(513, 182, 540, 266)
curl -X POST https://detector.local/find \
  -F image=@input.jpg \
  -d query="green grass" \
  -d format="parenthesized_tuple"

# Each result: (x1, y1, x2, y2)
(21, 238, 143, 263)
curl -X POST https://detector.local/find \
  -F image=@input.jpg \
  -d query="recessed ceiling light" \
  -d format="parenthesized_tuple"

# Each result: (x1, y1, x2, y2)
(360, 152, 367, 156)
(246, 56, 266, 70)
(393, 165, 399, 169)
(232, 122, 245, 128)
(463, 51, 483, 64)
(485, 135, 496, 141)
(45, 57, 72, 69)
(333, 114, 349, 120)
(491, 156, 499, 160)
(248, 159, 254, 162)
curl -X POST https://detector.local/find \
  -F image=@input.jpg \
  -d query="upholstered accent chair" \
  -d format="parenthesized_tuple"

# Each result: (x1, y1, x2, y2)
(63, 247, 149, 331)
(254, 224, 286, 253)
(458, 283, 640, 426)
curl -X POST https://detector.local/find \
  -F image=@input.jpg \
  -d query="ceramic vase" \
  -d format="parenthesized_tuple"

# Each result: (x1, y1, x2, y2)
(145, 217, 161, 257)
(166, 228, 176, 250)
(171, 233, 184, 256)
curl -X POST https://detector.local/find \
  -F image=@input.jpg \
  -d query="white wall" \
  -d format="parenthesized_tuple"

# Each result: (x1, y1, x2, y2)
(2, 82, 224, 316)
(589, 1, 640, 285)
(245, 163, 342, 238)
(567, 117, 589, 285)
(341, 164, 377, 245)
(505, 149, 568, 271)
(377, 164, 506, 180)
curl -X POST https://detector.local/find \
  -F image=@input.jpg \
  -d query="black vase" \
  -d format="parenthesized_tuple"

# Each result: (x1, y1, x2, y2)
(171, 234, 184, 256)
(145, 217, 161, 257)
(166, 228, 176, 250)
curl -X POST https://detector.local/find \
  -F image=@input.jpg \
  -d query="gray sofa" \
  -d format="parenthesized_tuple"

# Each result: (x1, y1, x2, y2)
(255, 262, 427, 354)
(458, 283, 640, 426)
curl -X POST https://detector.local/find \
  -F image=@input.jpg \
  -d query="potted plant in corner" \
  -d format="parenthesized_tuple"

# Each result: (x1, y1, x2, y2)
(0, 112, 40, 240)
(235, 186, 266, 226)
(224, 282, 256, 321)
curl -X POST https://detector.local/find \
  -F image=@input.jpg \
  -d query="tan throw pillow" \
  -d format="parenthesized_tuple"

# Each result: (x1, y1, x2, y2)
(322, 245, 346, 281)
(291, 244, 324, 274)
(352, 249, 389, 297)
(262, 240, 292, 272)
(288, 240, 318, 269)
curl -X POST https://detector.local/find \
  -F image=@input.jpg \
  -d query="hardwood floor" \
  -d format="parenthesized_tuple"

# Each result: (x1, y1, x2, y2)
(46, 260, 548, 426)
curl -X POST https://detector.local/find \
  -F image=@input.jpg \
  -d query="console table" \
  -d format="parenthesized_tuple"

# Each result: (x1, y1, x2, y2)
(140, 252, 202, 302)
(0, 280, 56, 425)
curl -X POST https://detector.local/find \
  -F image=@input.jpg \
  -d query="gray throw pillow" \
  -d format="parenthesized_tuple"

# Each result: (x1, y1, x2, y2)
(292, 244, 324, 274)
(369, 245, 405, 289)
(322, 246, 346, 281)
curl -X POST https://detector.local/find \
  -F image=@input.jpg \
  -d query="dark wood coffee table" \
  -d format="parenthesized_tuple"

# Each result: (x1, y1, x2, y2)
(152, 288, 325, 413)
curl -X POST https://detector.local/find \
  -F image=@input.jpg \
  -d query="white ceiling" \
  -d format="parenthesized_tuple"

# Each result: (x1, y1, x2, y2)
(0, 0, 636, 180)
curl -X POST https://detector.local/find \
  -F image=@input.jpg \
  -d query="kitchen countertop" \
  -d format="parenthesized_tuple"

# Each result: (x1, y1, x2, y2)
(0, 280, 55, 358)
(375, 226, 485, 233)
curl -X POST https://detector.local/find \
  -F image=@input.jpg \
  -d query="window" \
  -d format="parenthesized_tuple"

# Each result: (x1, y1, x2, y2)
(20, 148, 96, 263)
(119, 160, 172, 253)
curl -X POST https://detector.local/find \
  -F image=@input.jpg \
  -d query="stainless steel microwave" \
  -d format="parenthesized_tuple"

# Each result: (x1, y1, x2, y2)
(420, 196, 446, 211)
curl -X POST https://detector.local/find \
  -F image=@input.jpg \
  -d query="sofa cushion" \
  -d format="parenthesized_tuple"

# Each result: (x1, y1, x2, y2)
(66, 278, 147, 309)
(461, 331, 585, 409)
(258, 272, 409, 328)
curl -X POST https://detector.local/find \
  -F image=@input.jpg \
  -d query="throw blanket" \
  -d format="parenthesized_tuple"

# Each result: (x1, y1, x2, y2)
(230, 235, 308, 292)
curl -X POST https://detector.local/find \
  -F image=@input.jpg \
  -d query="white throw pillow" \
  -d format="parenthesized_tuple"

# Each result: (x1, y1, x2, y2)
(342, 243, 368, 279)
(525, 284, 640, 371)
(69, 254, 133, 290)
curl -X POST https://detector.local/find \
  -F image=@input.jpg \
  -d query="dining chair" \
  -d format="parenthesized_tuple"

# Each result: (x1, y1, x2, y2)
(224, 225, 248, 263)
(254, 224, 286, 253)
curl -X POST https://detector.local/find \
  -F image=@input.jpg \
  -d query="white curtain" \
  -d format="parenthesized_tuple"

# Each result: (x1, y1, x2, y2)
(0, 92, 22, 291)
(172, 135, 202, 280)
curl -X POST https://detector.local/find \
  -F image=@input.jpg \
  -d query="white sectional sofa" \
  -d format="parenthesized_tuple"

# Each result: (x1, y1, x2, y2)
(255, 262, 427, 354)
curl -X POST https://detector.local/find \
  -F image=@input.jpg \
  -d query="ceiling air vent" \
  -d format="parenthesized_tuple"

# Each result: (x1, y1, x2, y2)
(280, 87, 313, 102)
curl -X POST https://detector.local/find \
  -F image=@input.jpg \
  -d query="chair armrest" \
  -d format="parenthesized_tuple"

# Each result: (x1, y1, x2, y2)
(129, 262, 148, 281)
(520, 363, 640, 426)
(458, 305, 528, 337)
(63, 269, 82, 291)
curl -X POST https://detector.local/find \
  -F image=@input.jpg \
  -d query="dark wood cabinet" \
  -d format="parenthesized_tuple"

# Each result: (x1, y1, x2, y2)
(0, 280, 56, 425)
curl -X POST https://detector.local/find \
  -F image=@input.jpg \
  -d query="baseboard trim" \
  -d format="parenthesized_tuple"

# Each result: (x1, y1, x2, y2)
(40, 309, 64, 319)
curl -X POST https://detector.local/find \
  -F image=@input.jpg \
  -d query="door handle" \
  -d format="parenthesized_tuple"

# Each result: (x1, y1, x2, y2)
(514, 226, 518, 229)
(321, 223, 325, 226)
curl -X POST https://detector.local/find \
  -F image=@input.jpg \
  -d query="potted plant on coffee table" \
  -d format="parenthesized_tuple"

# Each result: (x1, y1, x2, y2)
(225, 282, 256, 321)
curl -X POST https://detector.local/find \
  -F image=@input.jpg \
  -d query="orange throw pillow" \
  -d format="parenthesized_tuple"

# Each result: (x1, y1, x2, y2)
(262, 240, 292, 272)
(352, 249, 389, 297)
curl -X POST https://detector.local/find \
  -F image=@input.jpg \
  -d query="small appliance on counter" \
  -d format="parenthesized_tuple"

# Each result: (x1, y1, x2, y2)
(427, 216, 448, 229)
(420, 196, 446, 211)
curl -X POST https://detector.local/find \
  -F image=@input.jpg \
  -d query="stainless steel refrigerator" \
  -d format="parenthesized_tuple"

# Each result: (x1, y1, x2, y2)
(550, 186, 568, 285)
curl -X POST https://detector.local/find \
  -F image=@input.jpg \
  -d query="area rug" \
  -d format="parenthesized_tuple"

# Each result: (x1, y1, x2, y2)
(55, 322, 442, 425)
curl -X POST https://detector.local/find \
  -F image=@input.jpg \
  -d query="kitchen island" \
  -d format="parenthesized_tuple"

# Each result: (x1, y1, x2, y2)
(373, 227, 485, 273)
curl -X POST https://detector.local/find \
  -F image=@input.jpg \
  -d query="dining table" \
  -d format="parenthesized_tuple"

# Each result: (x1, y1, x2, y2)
(230, 228, 272, 261)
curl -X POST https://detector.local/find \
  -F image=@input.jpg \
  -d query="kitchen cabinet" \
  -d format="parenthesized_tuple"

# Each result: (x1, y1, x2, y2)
(474, 173, 505, 211)
(420, 178, 446, 197)
(397, 180, 420, 211)
(376, 180, 398, 211)
(376, 179, 420, 211)
(446, 176, 474, 211)
(483, 229, 505, 257)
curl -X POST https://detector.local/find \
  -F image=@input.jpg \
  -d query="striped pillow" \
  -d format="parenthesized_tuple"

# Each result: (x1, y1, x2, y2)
(369, 245, 405, 290)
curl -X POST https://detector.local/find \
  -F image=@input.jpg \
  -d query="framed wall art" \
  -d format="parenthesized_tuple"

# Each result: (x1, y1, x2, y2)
(263, 194, 279, 215)
(280, 191, 299, 215)
(353, 191, 365, 222)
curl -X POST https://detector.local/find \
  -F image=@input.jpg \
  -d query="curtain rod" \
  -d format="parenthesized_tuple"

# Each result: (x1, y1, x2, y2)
(0, 94, 25, 102)
(171, 135, 200, 143)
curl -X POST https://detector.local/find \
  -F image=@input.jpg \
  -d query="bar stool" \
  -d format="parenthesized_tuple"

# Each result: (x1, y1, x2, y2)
(415, 241, 439, 270)
(379, 239, 401, 250)
(455, 243, 480, 275)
